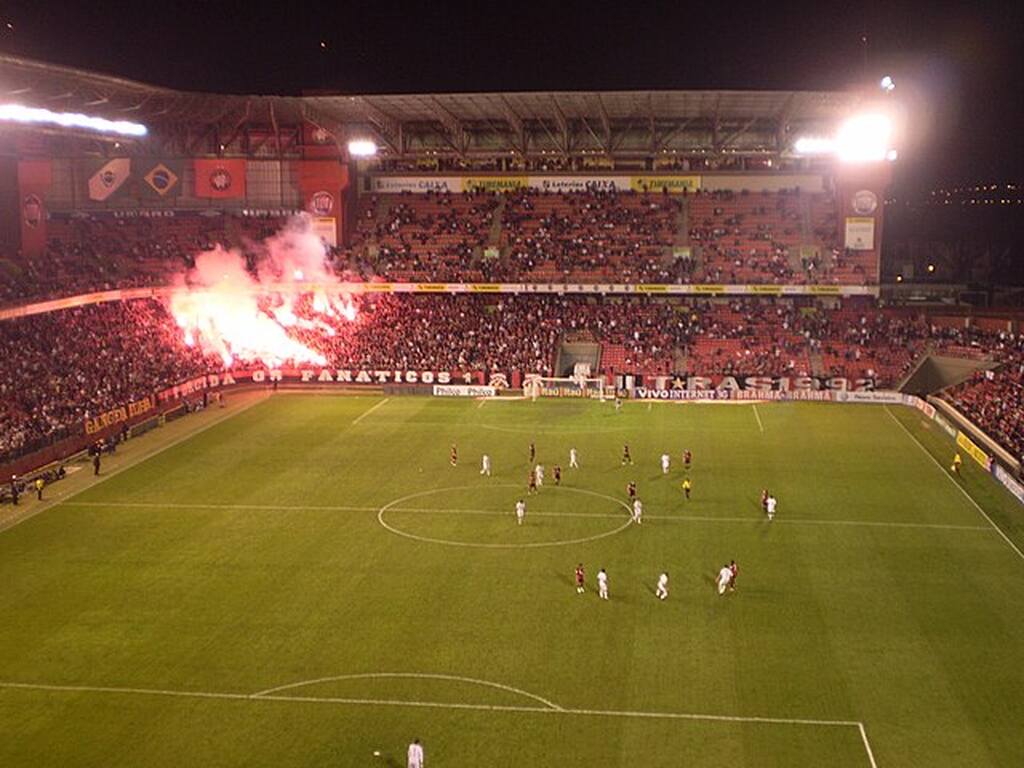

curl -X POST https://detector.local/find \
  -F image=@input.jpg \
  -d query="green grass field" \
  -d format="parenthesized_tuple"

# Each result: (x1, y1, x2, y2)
(2, 394, 1023, 767)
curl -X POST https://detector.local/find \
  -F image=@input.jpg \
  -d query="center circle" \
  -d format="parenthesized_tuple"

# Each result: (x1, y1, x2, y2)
(377, 484, 633, 548)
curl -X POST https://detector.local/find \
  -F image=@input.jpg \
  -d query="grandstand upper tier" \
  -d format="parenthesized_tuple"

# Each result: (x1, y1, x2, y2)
(0, 54, 895, 304)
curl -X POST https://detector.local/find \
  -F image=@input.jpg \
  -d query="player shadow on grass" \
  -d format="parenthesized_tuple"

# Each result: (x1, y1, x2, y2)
(554, 569, 576, 589)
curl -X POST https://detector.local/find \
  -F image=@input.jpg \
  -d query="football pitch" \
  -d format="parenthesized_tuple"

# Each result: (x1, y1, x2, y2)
(1, 393, 1023, 767)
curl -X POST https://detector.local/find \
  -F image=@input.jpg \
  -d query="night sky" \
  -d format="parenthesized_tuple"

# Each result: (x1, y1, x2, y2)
(1, 0, 1021, 188)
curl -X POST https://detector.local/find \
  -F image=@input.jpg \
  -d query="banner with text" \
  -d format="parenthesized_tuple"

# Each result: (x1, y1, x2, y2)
(634, 375, 875, 393)
(844, 216, 876, 251)
(84, 395, 156, 435)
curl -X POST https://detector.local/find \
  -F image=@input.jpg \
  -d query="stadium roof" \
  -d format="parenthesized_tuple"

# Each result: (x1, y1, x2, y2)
(0, 54, 864, 159)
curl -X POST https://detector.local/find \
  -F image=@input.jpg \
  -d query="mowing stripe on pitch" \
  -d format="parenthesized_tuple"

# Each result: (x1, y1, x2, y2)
(58, 499, 991, 532)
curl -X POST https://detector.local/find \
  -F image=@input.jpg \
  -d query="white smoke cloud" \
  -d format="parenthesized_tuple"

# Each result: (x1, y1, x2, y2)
(168, 214, 356, 367)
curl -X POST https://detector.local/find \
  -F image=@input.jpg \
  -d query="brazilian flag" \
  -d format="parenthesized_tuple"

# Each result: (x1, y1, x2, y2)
(140, 159, 182, 198)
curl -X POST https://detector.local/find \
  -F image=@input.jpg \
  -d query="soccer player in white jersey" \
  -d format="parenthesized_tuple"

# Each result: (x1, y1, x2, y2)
(632, 498, 643, 525)
(515, 499, 526, 525)
(569, 447, 579, 468)
(660, 453, 670, 474)
(407, 739, 424, 768)
(717, 564, 733, 595)
(597, 568, 609, 600)
(656, 572, 669, 600)
(766, 494, 777, 522)
(480, 454, 491, 476)
(534, 464, 544, 487)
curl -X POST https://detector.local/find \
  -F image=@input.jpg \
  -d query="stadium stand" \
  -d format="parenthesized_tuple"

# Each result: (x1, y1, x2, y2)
(4, 293, 1022, 467)
(1, 186, 873, 306)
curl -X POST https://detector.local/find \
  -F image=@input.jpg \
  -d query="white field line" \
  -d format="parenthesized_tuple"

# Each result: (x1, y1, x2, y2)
(885, 406, 1024, 562)
(251, 672, 563, 710)
(859, 722, 880, 768)
(61, 501, 381, 512)
(753, 404, 765, 433)
(0, 679, 865, 730)
(477, 398, 487, 409)
(351, 397, 390, 425)
(392, 508, 987, 531)
(57, 500, 990, 532)
(0, 393, 269, 535)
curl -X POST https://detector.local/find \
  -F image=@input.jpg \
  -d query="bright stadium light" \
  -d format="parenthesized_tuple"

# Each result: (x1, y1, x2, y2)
(0, 103, 147, 137)
(880, 75, 895, 92)
(793, 136, 836, 155)
(347, 139, 378, 157)
(835, 113, 892, 163)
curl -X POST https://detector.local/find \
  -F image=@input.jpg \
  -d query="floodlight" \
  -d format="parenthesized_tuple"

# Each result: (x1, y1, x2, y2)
(794, 137, 836, 155)
(835, 114, 892, 163)
(880, 76, 895, 92)
(347, 139, 378, 157)
(0, 103, 147, 137)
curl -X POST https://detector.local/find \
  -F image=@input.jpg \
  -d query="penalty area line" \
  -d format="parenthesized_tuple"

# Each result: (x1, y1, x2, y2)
(859, 721, 880, 768)
(753, 404, 765, 433)
(885, 406, 1024, 563)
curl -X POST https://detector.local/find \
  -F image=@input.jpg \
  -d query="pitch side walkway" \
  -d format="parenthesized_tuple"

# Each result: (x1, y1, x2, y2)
(0, 388, 271, 533)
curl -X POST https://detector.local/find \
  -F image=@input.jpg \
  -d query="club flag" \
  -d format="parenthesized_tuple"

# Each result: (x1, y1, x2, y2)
(87, 158, 131, 201)
(142, 160, 181, 197)
(194, 158, 247, 199)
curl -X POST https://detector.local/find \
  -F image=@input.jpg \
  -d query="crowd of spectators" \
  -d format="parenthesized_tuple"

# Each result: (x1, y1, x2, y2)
(2, 187, 880, 309)
(500, 188, 685, 283)
(945, 335, 1024, 464)
(0, 300, 208, 462)
(5, 293, 1024, 466)
(0, 213, 292, 306)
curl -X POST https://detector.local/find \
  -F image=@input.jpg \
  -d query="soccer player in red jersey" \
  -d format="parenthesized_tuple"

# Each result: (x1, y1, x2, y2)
(729, 560, 739, 592)
(528, 470, 537, 495)
(683, 449, 692, 469)
(575, 564, 585, 594)
(553, 465, 562, 485)
(622, 443, 633, 465)
(761, 488, 769, 513)
(627, 480, 637, 501)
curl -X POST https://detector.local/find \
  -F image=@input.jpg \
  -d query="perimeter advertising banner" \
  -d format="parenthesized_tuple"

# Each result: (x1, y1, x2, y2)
(368, 175, 702, 194)
(156, 369, 518, 402)
(956, 430, 993, 470)
(633, 388, 837, 402)
(629, 175, 701, 193)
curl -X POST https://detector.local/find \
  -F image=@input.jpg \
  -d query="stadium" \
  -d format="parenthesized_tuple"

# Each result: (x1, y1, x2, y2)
(1, 10, 1023, 766)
